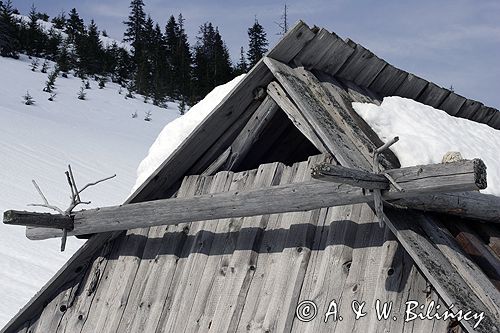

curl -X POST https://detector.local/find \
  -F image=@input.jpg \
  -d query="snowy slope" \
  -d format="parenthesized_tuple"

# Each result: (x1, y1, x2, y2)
(0, 55, 179, 326)
(352, 97, 500, 196)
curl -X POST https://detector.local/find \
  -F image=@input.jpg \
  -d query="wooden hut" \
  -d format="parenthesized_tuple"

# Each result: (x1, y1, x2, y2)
(2, 21, 500, 333)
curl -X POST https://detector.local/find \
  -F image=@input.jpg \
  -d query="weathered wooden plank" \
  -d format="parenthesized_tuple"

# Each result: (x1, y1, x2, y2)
(312, 69, 400, 169)
(264, 57, 372, 170)
(336, 39, 387, 88)
(456, 99, 483, 119)
(183, 170, 257, 333)
(368, 63, 409, 96)
(452, 222, 500, 289)
(22, 159, 488, 240)
(418, 216, 500, 316)
(113, 175, 201, 333)
(267, 20, 316, 63)
(292, 29, 354, 75)
(416, 82, 451, 108)
(472, 105, 497, 125)
(311, 162, 389, 189)
(225, 95, 280, 170)
(394, 72, 428, 99)
(392, 191, 500, 223)
(487, 112, 500, 129)
(383, 208, 500, 333)
(438, 91, 467, 116)
(204, 162, 285, 333)
(266, 81, 329, 153)
(3, 210, 73, 229)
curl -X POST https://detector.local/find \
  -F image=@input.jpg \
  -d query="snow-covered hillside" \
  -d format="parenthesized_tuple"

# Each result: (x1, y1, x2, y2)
(0, 55, 179, 326)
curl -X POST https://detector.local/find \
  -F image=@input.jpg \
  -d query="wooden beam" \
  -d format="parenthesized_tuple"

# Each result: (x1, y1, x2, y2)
(224, 95, 279, 170)
(3, 210, 73, 229)
(9, 159, 486, 240)
(312, 159, 487, 192)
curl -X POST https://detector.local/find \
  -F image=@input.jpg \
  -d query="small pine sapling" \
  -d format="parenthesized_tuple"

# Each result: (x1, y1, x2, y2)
(30, 59, 39, 71)
(143, 95, 149, 103)
(84, 80, 91, 90)
(144, 111, 152, 121)
(178, 98, 187, 115)
(77, 86, 86, 100)
(48, 93, 57, 101)
(118, 86, 123, 95)
(23, 91, 35, 105)
(131, 111, 138, 118)
(44, 70, 58, 93)
(41, 60, 49, 73)
(98, 77, 107, 89)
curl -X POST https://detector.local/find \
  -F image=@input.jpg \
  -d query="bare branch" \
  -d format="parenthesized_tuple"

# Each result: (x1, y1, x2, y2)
(67, 165, 81, 203)
(29, 180, 65, 215)
(27, 203, 65, 215)
(78, 174, 116, 194)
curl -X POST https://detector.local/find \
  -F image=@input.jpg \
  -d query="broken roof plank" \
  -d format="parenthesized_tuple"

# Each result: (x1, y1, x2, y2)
(384, 208, 500, 333)
(264, 57, 372, 170)
(266, 81, 330, 154)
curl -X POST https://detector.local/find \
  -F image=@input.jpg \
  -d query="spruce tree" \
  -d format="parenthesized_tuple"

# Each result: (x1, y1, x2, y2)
(193, 23, 232, 99)
(46, 28, 62, 60)
(0, 0, 20, 58)
(66, 8, 84, 43)
(247, 18, 268, 67)
(76, 19, 103, 75)
(235, 46, 248, 75)
(175, 14, 192, 98)
(123, 0, 145, 63)
(57, 41, 71, 75)
(51, 11, 66, 30)
(26, 4, 45, 56)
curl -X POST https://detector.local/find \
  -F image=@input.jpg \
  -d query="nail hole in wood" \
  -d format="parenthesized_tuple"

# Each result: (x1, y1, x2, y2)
(387, 268, 395, 276)
(59, 304, 67, 312)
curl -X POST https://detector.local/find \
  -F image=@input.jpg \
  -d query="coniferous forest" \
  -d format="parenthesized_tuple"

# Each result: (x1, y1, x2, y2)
(0, 0, 275, 105)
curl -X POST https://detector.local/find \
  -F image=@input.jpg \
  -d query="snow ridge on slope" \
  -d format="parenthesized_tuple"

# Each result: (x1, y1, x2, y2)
(352, 96, 499, 196)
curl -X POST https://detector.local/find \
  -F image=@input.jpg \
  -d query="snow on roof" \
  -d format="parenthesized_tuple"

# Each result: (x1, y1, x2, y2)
(352, 96, 500, 196)
(131, 75, 246, 194)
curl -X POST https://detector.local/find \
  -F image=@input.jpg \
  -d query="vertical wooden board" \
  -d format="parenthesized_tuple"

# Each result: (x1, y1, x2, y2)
(115, 175, 201, 332)
(295, 204, 363, 333)
(267, 20, 316, 63)
(56, 241, 115, 333)
(471, 105, 498, 125)
(416, 82, 451, 108)
(437, 91, 467, 116)
(455, 99, 482, 119)
(162, 172, 235, 333)
(183, 170, 258, 333)
(259, 155, 329, 333)
(394, 73, 428, 99)
(292, 29, 354, 75)
(335, 41, 387, 88)
(206, 162, 285, 333)
(487, 112, 500, 129)
(368, 64, 409, 97)
(151, 175, 215, 333)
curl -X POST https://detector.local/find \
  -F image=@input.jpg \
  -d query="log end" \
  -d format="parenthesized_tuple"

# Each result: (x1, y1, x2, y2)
(3, 210, 17, 224)
(473, 159, 487, 190)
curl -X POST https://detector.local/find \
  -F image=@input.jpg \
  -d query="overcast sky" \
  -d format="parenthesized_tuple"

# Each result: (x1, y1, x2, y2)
(12, 0, 500, 109)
